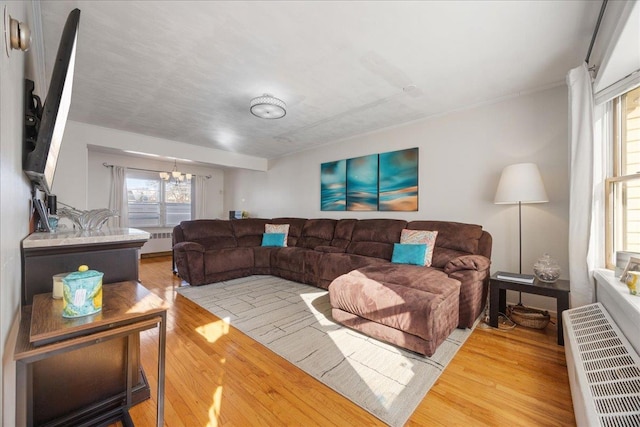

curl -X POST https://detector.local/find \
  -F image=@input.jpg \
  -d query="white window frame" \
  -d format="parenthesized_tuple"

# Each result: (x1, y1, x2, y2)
(125, 170, 193, 228)
(605, 86, 640, 268)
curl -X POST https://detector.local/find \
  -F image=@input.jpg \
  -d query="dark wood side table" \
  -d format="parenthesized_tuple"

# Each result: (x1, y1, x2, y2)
(14, 281, 168, 427)
(489, 274, 570, 345)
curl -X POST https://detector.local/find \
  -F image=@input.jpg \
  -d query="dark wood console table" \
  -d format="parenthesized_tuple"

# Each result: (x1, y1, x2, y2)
(14, 281, 167, 427)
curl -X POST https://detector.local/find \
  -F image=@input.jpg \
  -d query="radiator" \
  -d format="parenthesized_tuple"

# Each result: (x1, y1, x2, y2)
(140, 231, 173, 254)
(150, 232, 173, 240)
(563, 303, 640, 426)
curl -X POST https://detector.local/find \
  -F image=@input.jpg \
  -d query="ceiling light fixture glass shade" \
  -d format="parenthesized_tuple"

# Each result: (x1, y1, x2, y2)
(159, 160, 191, 184)
(250, 94, 286, 119)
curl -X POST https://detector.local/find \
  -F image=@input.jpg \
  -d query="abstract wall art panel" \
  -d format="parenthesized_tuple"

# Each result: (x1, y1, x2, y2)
(379, 147, 418, 211)
(320, 160, 346, 211)
(321, 148, 418, 211)
(346, 154, 378, 211)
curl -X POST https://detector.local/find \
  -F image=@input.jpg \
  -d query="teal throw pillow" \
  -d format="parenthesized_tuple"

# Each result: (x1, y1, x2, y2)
(391, 243, 427, 266)
(262, 233, 286, 247)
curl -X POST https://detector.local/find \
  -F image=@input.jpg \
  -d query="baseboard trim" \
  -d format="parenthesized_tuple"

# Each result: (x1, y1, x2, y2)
(141, 251, 172, 259)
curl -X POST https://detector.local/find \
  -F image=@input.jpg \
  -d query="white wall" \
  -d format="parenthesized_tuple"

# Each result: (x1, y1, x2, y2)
(225, 85, 570, 311)
(53, 120, 267, 211)
(1, 2, 35, 424)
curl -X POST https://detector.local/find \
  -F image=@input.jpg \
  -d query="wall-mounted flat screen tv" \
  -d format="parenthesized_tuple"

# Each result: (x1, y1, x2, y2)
(23, 8, 80, 195)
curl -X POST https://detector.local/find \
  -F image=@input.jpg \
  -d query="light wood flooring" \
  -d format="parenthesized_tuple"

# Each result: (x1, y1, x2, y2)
(127, 256, 575, 426)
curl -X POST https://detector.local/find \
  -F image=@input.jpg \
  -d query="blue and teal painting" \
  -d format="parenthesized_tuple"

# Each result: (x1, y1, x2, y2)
(347, 154, 378, 211)
(321, 160, 346, 211)
(379, 147, 418, 211)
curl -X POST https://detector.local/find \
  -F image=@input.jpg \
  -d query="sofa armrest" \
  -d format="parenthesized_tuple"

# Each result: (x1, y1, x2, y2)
(314, 245, 346, 253)
(444, 255, 491, 328)
(173, 241, 206, 285)
(173, 241, 205, 253)
(444, 254, 490, 274)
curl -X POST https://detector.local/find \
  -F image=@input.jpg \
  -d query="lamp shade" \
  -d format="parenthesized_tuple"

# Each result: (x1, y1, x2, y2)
(494, 163, 548, 204)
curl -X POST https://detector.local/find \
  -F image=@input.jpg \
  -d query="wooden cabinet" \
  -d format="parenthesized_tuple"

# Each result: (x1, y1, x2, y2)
(16, 229, 165, 426)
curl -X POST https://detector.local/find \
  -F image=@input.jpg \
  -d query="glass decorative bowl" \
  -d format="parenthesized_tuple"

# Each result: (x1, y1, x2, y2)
(58, 207, 118, 230)
(533, 253, 561, 283)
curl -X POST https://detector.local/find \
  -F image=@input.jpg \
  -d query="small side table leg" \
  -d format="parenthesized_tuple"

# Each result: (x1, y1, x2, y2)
(157, 312, 167, 427)
(557, 293, 569, 346)
(489, 285, 499, 327)
(498, 288, 507, 315)
(16, 362, 30, 427)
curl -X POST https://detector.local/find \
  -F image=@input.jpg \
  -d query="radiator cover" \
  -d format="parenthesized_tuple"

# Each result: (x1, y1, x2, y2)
(563, 303, 640, 426)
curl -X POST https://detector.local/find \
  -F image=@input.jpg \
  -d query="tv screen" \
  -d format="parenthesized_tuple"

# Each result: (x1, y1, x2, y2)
(23, 8, 80, 195)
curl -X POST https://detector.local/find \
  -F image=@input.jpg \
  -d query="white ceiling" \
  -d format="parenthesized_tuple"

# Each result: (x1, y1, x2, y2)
(38, 1, 601, 160)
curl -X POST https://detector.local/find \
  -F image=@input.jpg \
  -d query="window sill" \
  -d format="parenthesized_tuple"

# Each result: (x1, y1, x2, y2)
(594, 268, 640, 353)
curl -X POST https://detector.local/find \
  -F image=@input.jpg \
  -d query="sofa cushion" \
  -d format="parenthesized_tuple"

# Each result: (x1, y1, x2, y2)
(314, 245, 345, 254)
(316, 252, 388, 282)
(180, 220, 237, 250)
(331, 219, 357, 250)
(232, 218, 269, 247)
(270, 247, 307, 275)
(400, 229, 438, 266)
(407, 221, 483, 254)
(355, 263, 454, 294)
(346, 219, 408, 260)
(204, 247, 254, 275)
(265, 223, 290, 246)
(262, 233, 286, 247)
(391, 243, 427, 266)
(303, 249, 324, 288)
(252, 246, 275, 270)
(329, 268, 460, 352)
(271, 218, 307, 246)
(296, 219, 337, 249)
(407, 221, 484, 269)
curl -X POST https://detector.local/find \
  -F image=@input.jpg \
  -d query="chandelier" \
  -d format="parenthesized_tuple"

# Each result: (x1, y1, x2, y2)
(250, 94, 286, 119)
(159, 160, 191, 184)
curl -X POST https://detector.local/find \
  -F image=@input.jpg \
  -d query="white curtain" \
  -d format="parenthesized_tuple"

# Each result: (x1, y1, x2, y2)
(567, 63, 596, 307)
(194, 175, 207, 219)
(108, 166, 129, 228)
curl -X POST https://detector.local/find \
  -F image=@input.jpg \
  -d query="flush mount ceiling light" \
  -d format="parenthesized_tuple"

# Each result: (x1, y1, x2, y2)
(250, 94, 286, 119)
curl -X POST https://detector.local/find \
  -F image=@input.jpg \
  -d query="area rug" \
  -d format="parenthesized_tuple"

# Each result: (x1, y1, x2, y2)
(177, 275, 476, 426)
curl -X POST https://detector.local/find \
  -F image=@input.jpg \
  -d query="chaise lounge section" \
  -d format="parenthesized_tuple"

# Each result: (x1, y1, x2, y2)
(173, 217, 491, 355)
(329, 265, 461, 356)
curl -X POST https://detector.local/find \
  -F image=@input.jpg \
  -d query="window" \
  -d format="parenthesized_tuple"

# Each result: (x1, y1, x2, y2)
(606, 86, 640, 268)
(126, 171, 193, 228)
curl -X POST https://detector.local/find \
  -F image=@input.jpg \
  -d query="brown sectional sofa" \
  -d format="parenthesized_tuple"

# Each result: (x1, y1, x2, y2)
(173, 217, 492, 356)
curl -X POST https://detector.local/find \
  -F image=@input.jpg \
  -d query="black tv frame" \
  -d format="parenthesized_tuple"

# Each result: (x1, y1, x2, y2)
(23, 8, 80, 195)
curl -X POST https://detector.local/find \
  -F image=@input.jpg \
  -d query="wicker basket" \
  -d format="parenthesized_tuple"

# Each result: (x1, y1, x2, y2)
(507, 305, 550, 329)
